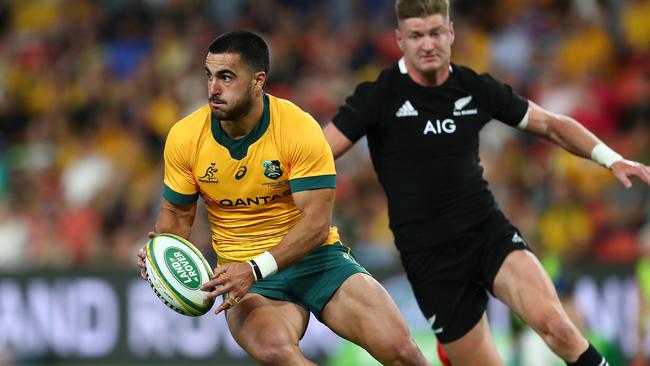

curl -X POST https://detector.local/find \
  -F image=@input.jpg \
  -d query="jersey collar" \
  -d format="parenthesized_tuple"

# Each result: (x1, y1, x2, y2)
(398, 57, 453, 74)
(210, 93, 270, 160)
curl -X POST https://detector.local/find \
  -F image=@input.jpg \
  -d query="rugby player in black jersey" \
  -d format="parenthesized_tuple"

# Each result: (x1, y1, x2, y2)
(324, 0, 650, 365)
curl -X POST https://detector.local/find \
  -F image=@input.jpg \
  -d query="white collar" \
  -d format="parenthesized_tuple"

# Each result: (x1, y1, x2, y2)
(397, 57, 453, 74)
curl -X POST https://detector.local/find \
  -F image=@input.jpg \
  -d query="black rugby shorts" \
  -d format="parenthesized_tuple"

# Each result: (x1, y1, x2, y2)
(398, 209, 530, 343)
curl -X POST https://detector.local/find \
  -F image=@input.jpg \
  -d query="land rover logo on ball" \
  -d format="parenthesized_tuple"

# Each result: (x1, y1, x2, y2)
(262, 160, 283, 180)
(164, 248, 201, 290)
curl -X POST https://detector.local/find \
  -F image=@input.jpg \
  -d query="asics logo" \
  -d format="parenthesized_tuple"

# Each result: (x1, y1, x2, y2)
(235, 166, 247, 180)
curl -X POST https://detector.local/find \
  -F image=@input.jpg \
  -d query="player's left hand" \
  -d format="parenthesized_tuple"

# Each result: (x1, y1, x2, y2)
(610, 160, 650, 188)
(136, 231, 158, 280)
(200, 262, 255, 314)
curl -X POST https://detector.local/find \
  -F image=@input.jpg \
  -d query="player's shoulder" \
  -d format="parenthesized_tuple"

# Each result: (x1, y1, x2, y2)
(266, 94, 328, 151)
(268, 94, 306, 114)
(345, 64, 398, 102)
(452, 64, 481, 77)
(452, 64, 499, 87)
(369, 63, 401, 89)
(450, 64, 511, 99)
(167, 104, 211, 143)
(268, 94, 319, 129)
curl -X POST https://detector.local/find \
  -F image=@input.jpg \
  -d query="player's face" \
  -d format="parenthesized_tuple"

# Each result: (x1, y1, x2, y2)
(396, 14, 454, 75)
(205, 52, 262, 121)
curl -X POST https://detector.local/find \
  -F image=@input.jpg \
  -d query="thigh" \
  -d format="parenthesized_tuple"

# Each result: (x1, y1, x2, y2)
(277, 243, 368, 319)
(226, 292, 310, 352)
(400, 243, 488, 344)
(319, 273, 413, 353)
(492, 250, 564, 325)
(439, 313, 504, 366)
(476, 209, 530, 295)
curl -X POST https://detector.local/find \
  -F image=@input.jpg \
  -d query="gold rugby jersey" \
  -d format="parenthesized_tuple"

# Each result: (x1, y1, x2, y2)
(163, 94, 339, 263)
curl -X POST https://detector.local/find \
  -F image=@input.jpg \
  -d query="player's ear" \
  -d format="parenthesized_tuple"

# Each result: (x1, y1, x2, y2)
(395, 28, 404, 51)
(253, 71, 267, 91)
(449, 21, 455, 45)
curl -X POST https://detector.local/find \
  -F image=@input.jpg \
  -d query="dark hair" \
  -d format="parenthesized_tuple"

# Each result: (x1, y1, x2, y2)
(395, 0, 449, 22)
(208, 31, 270, 74)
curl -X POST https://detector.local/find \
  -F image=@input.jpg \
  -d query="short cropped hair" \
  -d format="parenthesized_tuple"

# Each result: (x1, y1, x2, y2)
(208, 31, 270, 74)
(395, 0, 449, 21)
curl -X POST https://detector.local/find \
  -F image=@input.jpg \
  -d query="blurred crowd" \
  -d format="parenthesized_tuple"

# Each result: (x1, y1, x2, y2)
(0, 0, 649, 364)
(0, 0, 649, 279)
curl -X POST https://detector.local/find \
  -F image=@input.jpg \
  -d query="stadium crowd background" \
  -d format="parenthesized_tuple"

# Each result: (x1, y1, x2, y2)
(0, 0, 649, 364)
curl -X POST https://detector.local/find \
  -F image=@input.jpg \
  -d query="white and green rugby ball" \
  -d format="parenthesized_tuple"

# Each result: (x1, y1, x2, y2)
(145, 233, 215, 316)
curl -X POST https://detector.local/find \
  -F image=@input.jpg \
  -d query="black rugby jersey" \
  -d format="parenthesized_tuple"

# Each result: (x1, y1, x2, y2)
(332, 60, 529, 250)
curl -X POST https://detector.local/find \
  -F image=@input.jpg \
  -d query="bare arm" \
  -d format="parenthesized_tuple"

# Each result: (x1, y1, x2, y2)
(323, 122, 354, 159)
(522, 101, 601, 159)
(523, 101, 650, 188)
(203, 188, 336, 313)
(266, 188, 335, 270)
(154, 198, 198, 239)
(136, 198, 197, 279)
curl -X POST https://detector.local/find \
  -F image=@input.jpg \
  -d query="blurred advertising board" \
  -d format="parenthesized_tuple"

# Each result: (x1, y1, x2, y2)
(0, 262, 639, 365)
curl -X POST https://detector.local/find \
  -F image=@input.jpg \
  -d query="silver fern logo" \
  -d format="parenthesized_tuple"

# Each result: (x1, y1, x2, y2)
(453, 95, 477, 116)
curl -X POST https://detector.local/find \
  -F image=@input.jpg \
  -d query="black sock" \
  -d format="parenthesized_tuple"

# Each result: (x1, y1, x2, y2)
(566, 343, 607, 366)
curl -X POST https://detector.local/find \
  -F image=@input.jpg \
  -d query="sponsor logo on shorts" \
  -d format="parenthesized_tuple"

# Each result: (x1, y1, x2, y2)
(427, 314, 444, 334)
(511, 232, 525, 245)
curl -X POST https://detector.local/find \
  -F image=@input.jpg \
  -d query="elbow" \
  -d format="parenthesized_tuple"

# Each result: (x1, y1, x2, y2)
(546, 116, 578, 147)
(312, 217, 331, 245)
(541, 114, 564, 144)
(316, 222, 330, 245)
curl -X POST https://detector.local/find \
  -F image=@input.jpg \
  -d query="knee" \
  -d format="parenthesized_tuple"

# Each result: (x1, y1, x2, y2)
(534, 311, 577, 345)
(378, 335, 423, 366)
(252, 343, 301, 366)
(248, 328, 302, 366)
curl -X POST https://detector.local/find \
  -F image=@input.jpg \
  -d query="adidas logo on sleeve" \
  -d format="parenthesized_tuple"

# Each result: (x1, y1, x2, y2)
(395, 100, 419, 117)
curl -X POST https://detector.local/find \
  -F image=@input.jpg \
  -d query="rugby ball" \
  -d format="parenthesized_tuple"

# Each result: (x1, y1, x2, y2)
(145, 233, 215, 316)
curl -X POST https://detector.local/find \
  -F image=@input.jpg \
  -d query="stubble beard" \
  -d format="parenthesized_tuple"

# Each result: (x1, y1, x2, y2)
(211, 87, 254, 122)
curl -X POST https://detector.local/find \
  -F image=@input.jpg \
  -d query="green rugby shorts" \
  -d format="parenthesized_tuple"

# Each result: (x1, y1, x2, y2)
(249, 242, 369, 319)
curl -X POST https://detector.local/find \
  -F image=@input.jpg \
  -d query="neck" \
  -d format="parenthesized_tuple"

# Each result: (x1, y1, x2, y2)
(406, 61, 450, 87)
(220, 94, 264, 139)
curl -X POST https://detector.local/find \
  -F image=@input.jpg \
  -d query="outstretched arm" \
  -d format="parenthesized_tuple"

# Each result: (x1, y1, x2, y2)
(521, 101, 650, 188)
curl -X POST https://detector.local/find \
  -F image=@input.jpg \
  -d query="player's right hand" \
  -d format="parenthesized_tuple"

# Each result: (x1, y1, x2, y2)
(610, 159, 650, 188)
(136, 231, 157, 280)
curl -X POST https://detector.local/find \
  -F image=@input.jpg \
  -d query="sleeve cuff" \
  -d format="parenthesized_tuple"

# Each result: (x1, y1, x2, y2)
(289, 175, 336, 193)
(163, 185, 199, 205)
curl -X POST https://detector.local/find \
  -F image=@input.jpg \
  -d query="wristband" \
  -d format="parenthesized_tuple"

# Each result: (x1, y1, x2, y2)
(248, 251, 278, 281)
(247, 261, 259, 281)
(591, 143, 623, 168)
